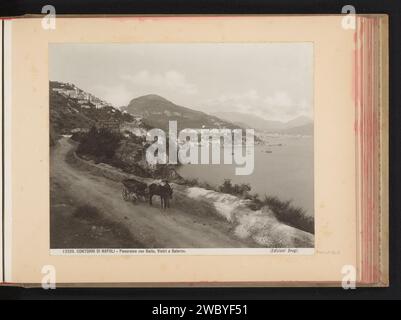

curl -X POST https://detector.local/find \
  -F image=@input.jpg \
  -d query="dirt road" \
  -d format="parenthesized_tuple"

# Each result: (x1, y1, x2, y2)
(51, 137, 252, 248)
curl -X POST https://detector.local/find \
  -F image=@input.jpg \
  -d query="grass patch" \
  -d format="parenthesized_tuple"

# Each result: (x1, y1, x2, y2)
(50, 180, 143, 249)
(73, 204, 102, 220)
(258, 196, 314, 234)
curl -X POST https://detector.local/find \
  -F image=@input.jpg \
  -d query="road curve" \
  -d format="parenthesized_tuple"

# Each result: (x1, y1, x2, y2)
(51, 137, 251, 248)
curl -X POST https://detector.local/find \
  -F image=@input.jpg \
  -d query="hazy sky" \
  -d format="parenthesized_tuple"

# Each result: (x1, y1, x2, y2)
(49, 43, 313, 122)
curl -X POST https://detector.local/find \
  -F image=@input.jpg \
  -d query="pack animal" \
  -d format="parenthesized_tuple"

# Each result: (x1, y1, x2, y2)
(149, 182, 173, 209)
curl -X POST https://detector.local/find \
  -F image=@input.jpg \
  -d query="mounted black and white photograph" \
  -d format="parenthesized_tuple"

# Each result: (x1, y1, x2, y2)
(49, 43, 314, 254)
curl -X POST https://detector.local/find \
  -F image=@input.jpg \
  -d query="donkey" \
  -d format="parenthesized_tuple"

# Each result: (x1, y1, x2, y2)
(149, 181, 173, 209)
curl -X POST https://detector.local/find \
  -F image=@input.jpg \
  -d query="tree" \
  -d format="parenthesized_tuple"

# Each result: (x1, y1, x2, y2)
(77, 126, 122, 160)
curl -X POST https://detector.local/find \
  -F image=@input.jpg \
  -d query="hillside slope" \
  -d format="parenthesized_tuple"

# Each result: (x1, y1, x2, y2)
(122, 94, 243, 132)
(50, 81, 136, 139)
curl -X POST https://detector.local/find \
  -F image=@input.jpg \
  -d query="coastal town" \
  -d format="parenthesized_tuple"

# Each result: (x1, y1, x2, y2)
(52, 82, 113, 109)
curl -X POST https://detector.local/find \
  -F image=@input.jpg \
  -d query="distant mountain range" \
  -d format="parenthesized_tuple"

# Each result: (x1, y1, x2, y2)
(213, 112, 313, 135)
(280, 123, 313, 135)
(50, 81, 312, 143)
(121, 94, 244, 132)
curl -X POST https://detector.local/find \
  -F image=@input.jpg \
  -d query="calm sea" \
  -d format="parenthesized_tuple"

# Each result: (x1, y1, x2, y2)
(178, 135, 314, 217)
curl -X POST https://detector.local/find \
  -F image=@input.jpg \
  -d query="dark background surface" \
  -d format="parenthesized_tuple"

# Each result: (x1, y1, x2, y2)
(0, 0, 400, 300)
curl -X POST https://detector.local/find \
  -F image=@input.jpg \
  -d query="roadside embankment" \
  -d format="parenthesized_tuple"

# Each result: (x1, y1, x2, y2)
(68, 142, 314, 248)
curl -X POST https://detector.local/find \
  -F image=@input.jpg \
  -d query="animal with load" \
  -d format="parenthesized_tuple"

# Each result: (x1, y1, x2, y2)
(122, 178, 173, 209)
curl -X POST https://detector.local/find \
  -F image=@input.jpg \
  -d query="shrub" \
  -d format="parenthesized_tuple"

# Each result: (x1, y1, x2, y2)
(261, 196, 314, 234)
(218, 179, 251, 197)
(179, 177, 199, 187)
(77, 126, 122, 161)
(70, 131, 87, 142)
(197, 181, 214, 190)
